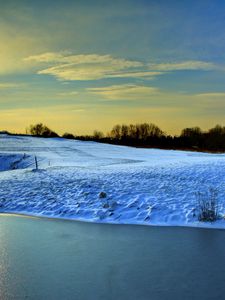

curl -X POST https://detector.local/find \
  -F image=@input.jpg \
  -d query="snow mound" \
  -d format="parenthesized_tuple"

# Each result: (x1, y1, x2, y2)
(0, 153, 33, 171)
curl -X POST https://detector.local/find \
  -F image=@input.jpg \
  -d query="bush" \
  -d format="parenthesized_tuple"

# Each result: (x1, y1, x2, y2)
(29, 123, 59, 138)
(93, 130, 104, 139)
(62, 133, 75, 139)
(196, 188, 219, 222)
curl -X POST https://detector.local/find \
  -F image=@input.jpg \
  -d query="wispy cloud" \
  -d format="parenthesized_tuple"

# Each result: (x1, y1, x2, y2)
(87, 83, 225, 108)
(87, 84, 159, 100)
(25, 52, 149, 81)
(149, 61, 217, 71)
(57, 91, 79, 97)
(0, 83, 26, 89)
(196, 92, 225, 97)
(24, 52, 70, 63)
(38, 66, 163, 81)
(25, 52, 142, 67)
(24, 52, 220, 82)
(108, 71, 163, 79)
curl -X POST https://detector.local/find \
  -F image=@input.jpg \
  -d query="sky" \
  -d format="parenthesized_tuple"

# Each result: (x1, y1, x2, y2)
(1, 0, 225, 135)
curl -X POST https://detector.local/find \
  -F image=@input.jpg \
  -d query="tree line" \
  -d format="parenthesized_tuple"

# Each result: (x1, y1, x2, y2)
(26, 123, 225, 152)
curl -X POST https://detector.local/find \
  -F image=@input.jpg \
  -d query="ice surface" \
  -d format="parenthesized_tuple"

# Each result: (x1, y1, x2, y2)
(0, 134, 225, 228)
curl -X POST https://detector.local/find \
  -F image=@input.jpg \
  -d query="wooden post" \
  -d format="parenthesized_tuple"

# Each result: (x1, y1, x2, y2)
(35, 156, 38, 170)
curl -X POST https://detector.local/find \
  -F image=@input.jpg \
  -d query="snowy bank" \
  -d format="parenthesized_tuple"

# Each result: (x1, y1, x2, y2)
(0, 134, 225, 229)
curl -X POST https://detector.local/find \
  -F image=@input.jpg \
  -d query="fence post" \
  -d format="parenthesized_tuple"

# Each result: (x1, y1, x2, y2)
(35, 156, 38, 170)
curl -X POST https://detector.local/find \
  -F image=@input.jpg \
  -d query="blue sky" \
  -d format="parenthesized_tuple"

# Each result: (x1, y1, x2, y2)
(1, 0, 225, 134)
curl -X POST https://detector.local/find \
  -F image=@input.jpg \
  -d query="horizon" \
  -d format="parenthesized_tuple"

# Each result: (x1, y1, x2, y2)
(2, 121, 225, 137)
(1, 0, 225, 135)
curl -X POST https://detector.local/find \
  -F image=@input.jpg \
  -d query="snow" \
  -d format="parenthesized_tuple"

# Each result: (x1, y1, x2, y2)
(0, 134, 225, 228)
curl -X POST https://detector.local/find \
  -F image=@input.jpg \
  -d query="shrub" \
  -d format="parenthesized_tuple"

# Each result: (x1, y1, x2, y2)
(29, 123, 59, 138)
(196, 188, 219, 222)
(93, 130, 104, 139)
(62, 133, 75, 139)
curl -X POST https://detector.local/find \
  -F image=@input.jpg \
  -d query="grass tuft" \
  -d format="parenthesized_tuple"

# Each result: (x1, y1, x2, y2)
(196, 188, 219, 222)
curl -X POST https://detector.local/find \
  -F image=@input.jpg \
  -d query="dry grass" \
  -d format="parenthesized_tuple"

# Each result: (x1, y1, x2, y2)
(196, 188, 219, 222)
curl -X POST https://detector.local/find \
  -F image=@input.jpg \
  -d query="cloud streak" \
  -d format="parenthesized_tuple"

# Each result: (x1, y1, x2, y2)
(0, 83, 26, 89)
(149, 61, 217, 71)
(24, 52, 221, 84)
(25, 53, 142, 67)
(196, 92, 225, 98)
(25, 52, 149, 81)
(87, 84, 159, 100)
(26, 52, 219, 82)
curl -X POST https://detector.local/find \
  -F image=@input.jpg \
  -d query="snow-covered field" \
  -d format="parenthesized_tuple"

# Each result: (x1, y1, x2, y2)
(0, 134, 225, 228)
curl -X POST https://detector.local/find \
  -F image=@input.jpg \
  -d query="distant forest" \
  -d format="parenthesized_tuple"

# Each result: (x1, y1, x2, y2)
(4, 122, 225, 153)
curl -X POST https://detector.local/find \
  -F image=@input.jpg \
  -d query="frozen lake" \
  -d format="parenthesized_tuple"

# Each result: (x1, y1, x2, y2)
(1, 215, 225, 300)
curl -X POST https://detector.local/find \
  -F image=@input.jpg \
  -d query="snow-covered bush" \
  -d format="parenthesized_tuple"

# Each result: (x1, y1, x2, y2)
(196, 188, 219, 222)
